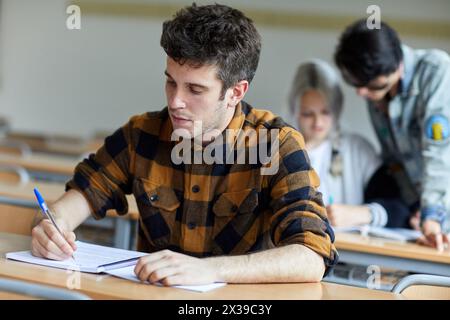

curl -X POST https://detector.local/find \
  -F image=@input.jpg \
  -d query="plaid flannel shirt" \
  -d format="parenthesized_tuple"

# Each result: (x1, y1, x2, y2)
(66, 101, 338, 273)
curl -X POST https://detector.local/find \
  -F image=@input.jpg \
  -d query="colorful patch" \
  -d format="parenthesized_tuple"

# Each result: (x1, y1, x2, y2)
(425, 114, 450, 143)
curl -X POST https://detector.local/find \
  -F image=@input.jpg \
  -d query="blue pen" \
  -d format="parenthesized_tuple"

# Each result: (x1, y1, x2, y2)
(34, 188, 76, 262)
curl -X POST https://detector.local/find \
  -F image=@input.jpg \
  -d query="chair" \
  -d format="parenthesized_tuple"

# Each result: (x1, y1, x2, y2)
(0, 139, 32, 157)
(391, 274, 450, 299)
(0, 277, 91, 300)
(0, 166, 34, 235)
(0, 202, 39, 235)
(0, 164, 31, 185)
(6, 132, 91, 157)
(0, 117, 11, 138)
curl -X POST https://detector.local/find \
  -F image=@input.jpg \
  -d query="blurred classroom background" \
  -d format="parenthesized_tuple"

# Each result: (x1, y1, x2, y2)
(0, 0, 449, 149)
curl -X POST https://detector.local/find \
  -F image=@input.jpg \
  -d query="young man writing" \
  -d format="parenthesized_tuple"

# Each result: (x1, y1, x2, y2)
(31, 3, 337, 285)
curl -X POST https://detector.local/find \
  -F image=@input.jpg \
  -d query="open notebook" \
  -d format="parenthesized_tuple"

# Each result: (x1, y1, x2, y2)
(6, 241, 226, 292)
(106, 266, 226, 293)
(6, 241, 148, 273)
(334, 226, 422, 242)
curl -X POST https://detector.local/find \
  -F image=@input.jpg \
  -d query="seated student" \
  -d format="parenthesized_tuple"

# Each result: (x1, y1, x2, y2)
(288, 59, 411, 228)
(30, 4, 337, 286)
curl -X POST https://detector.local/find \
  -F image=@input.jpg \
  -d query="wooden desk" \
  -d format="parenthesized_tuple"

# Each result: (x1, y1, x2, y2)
(334, 232, 450, 277)
(0, 180, 138, 220)
(5, 132, 102, 158)
(0, 233, 400, 300)
(0, 153, 79, 182)
(0, 291, 38, 300)
(0, 181, 139, 249)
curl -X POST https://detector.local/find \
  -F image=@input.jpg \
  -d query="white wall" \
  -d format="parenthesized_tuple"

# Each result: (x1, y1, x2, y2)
(0, 0, 449, 150)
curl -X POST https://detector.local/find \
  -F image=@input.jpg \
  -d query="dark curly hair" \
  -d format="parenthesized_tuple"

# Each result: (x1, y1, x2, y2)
(334, 19, 403, 87)
(160, 3, 261, 99)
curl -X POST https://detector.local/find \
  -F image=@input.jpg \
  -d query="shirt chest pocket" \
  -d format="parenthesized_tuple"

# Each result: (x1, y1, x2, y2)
(133, 178, 181, 249)
(211, 188, 259, 254)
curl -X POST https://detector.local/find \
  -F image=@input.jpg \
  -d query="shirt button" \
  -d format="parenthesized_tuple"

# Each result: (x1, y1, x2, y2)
(192, 185, 200, 193)
(231, 205, 238, 213)
(149, 194, 159, 202)
(187, 222, 196, 230)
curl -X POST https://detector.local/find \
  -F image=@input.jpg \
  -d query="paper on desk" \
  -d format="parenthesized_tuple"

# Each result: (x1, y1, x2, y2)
(6, 241, 147, 273)
(106, 265, 226, 292)
(334, 226, 422, 242)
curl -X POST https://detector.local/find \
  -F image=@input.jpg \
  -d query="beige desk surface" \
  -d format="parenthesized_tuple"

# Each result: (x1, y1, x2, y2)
(0, 180, 139, 220)
(6, 132, 102, 158)
(0, 233, 400, 300)
(335, 232, 450, 264)
(0, 153, 79, 176)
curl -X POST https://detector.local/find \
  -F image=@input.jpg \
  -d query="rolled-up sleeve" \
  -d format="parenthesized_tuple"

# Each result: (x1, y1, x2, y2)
(268, 128, 338, 274)
(65, 117, 136, 219)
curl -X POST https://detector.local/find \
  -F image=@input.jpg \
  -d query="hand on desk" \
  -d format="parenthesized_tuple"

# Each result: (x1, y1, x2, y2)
(326, 204, 372, 227)
(409, 211, 421, 231)
(134, 250, 218, 286)
(31, 219, 77, 260)
(417, 220, 450, 252)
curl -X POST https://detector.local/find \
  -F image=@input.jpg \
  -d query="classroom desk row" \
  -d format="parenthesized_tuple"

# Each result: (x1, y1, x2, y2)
(5, 131, 103, 158)
(5, 134, 447, 277)
(0, 180, 139, 220)
(0, 232, 400, 300)
(0, 152, 127, 254)
(334, 233, 450, 277)
(0, 153, 79, 183)
(1, 179, 450, 280)
(0, 180, 139, 249)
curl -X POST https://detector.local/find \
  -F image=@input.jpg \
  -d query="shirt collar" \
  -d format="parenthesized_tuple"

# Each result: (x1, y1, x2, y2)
(160, 107, 174, 142)
(224, 102, 245, 137)
(399, 44, 419, 97)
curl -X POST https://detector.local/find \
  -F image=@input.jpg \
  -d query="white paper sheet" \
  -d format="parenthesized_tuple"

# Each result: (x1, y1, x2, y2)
(334, 226, 422, 242)
(6, 241, 147, 273)
(106, 265, 226, 292)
